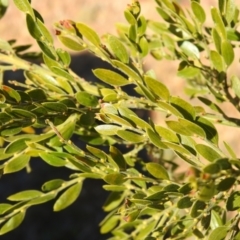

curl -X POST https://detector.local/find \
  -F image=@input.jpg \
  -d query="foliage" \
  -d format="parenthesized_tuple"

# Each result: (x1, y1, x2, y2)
(0, 0, 240, 239)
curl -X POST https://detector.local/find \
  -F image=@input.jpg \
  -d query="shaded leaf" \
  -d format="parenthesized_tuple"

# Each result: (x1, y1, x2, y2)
(110, 146, 126, 170)
(190, 200, 206, 217)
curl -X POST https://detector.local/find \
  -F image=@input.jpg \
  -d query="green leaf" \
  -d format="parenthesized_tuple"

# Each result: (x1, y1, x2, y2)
(2, 85, 21, 102)
(170, 96, 195, 120)
(95, 124, 121, 136)
(208, 227, 228, 240)
(129, 115, 152, 129)
(165, 121, 190, 137)
(221, 40, 234, 66)
(144, 76, 170, 101)
(0, 0, 8, 19)
(54, 182, 82, 211)
(180, 41, 200, 59)
(106, 113, 133, 127)
(8, 190, 42, 201)
(212, 28, 222, 53)
(28, 193, 56, 206)
(4, 155, 30, 174)
(224, 141, 237, 158)
(75, 91, 98, 107)
(177, 196, 193, 209)
(51, 66, 74, 81)
(124, 9, 136, 25)
(86, 145, 107, 160)
(0, 211, 25, 235)
(39, 153, 66, 167)
(198, 182, 215, 201)
(211, 7, 226, 39)
(203, 163, 221, 174)
(111, 60, 142, 82)
(26, 14, 42, 40)
(13, 0, 34, 18)
(137, 15, 147, 36)
(217, 177, 235, 191)
(190, 200, 206, 217)
(93, 69, 129, 86)
(225, 0, 236, 24)
(103, 191, 124, 212)
(107, 35, 129, 63)
(42, 102, 67, 113)
(158, 101, 183, 117)
(58, 36, 86, 51)
(104, 173, 126, 185)
(196, 117, 219, 145)
(155, 125, 179, 143)
(42, 179, 65, 192)
(109, 146, 126, 170)
(100, 215, 119, 234)
(0, 38, 12, 52)
(102, 185, 126, 192)
(231, 75, 240, 99)
(227, 191, 240, 211)
(177, 66, 200, 78)
(37, 41, 56, 60)
(145, 162, 169, 180)
(210, 50, 225, 72)
(10, 109, 36, 119)
(191, 1, 206, 24)
(76, 22, 100, 46)
(136, 82, 156, 101)
(139, 36, 149, 57)
(4, 138, 30, 154)
(196, 144, 222, 162)
(0, 203, 12, 215)
(146, 128, 167, 149)
(210, 209, 223, 229)
(117, 130, 146, 143)
(56, 48, 71, 67)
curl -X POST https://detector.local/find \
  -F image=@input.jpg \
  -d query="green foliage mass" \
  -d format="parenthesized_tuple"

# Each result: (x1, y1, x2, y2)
(1, 0, 240, 239)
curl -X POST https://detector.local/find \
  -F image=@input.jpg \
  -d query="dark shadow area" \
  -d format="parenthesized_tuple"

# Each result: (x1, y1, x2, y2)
(1, 52, 115, 240)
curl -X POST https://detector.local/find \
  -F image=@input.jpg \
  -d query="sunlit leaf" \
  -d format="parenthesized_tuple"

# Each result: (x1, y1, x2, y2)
(53, 182, 82, 211)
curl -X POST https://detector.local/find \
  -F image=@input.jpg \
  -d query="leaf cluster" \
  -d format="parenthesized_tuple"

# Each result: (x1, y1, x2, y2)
(0, 0, 240, 239)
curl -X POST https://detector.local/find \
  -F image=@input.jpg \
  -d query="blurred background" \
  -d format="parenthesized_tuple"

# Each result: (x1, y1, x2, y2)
(1, 0, 240, 239)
